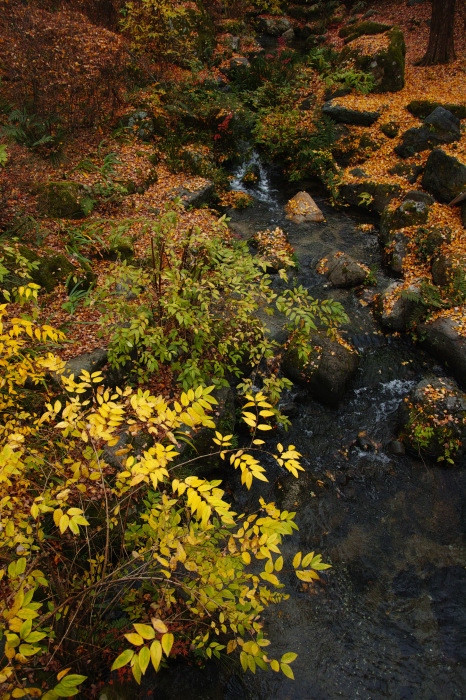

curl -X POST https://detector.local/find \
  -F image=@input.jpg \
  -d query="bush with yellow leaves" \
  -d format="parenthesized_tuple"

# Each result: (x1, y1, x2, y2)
(0, 287, 330, 698)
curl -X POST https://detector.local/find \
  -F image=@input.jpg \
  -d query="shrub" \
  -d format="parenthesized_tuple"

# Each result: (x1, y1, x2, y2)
(89, 204, 348, 392)
(0, 288, 331, 697)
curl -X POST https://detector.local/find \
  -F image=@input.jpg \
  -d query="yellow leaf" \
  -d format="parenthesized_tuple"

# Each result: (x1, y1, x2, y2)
(139, 646, 150, 674)
(124, 632, 144, 646)
(241, 551, 251, 565)
(150, 640, 162, 671)
(161, 633, 173, 657)
(134, 624, 155, 640)
(57, 668, 71, 681)
(151, 619, 168, 634)
(59, 514, 69, 534)
(257, 424, 272, 431)
(293, 552, 302, 569)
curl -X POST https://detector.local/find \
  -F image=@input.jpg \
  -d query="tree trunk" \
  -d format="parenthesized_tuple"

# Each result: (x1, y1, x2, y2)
(420, 0, 456, 65)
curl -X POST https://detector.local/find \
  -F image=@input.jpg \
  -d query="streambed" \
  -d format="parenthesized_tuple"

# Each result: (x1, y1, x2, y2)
(117, 161, 465, 700)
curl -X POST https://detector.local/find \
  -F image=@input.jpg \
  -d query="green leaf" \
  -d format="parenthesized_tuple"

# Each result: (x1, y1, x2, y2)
(281, 652, 297, 664)
(280, 662, 295, 679)
(111, 649, 134, 671)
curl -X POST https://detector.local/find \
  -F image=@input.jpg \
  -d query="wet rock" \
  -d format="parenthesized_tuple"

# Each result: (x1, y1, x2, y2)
(282, 331, 359, 408)
(406, 99, 466, 120)
(418, 316, 466, 389)
(340, 180, 400, 214)
(399, 377, 466, 462)
(395, 107, 461, 158)
(284, 191, 324, 223)
(421, 149, 466, 203)
(392, 568, 422, 598)
(375, 282, 424, 332)
(37, 181, 90, 219)
(322, 101, 380, 126)
(428, 566, 466, 661)
(319, 251, 370, 288)
(384, 231, 410, 276)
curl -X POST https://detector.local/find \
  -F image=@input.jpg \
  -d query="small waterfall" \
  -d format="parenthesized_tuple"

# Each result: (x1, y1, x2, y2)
(230, 150, 279, 205)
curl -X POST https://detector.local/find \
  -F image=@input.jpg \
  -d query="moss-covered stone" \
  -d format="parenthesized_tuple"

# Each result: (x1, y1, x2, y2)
(102, 237, 135, 261)
(340, 180, 401, 214)
(339, 20, 392, 42)
(406, 100, 466, 120)
(37, 181, 89, 219)
(422, 149, 466, 203)
(380, 199, 430, 245)
(380, 121, 399, 138)
(0, 244, 87, 294)
(353, 27, 406, 93)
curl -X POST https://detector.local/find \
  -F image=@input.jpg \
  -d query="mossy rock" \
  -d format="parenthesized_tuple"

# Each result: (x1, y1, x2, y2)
(380, 199, 430, 245)
(0, 245, 75, 293)
(353, 27, 406, 93)
(399, 377, 466, 462)
(340, 180, 401, 214)
(102, 237, 135, 261)
(422, 149, 466, 203)
(37, 181, 89, 219)
(406, 100, 466, 120)
(339, 20, 392, 42)
(380, 121, 399, 138)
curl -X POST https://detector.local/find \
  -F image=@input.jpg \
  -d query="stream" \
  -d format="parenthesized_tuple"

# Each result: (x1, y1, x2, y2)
(123, 157, 466, 700)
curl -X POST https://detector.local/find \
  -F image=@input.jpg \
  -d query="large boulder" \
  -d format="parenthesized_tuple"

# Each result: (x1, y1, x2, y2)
(399, 377, 466, 463)
(422, 150, 466, 203)
(282, 331, 359, 408)
(431, 254, 465, 288)
(322, 101, 380, 126)
(340, 179, 401, 214)
(0, 245, 76, 294)
(395, 107, 461, 158)
(284, 191, 324, 223)
(37, 181, 90, 219)
(318, 251, 370, 288)
(418, 316, 466, 389)
(340, 27, 406, 93)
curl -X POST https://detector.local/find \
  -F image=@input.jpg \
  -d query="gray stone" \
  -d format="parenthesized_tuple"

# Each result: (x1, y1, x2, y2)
(62, 348, 108, 381)
(282, 331, 359, 408)
(322, 101, 380, 126)
(320, 251, 369, 288)
(384, 231, 410, 276)
(418, 317, 466, 390)
(422, 149, 466, 203)
(406, 99, 466, 120)
(380, 199, 430, 245)
(431, 254, 465, 287)
(172, 181, 215, 209)
(229, 56, 250, 70)
(395, 107, 460, 158)
(375, 282, 424, 332)
(403, 190, 435, 205)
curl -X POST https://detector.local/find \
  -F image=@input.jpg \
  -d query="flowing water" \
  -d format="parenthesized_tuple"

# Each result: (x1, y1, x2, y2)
(121, 157, 465, 700)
